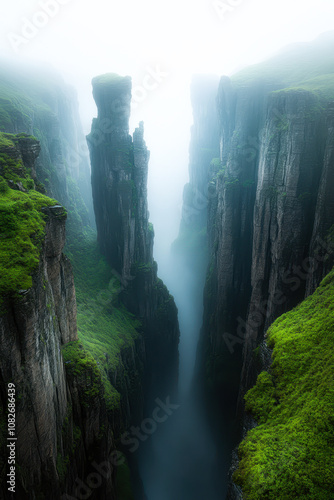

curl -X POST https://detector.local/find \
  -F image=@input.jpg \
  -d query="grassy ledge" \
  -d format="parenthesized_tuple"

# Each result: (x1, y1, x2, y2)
(231, 35, 334, 102)
(65, 230, 141, 411)
(0, 132, 58, 301)
(234, 268, 334, 499)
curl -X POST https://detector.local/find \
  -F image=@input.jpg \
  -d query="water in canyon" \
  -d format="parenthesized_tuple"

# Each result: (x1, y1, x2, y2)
(135, 253, 233, 500)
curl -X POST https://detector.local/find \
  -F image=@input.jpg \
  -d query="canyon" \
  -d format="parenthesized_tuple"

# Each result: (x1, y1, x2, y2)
(0, 32, 334, 500)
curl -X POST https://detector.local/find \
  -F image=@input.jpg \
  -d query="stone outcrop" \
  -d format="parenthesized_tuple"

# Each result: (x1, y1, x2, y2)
(88, 74, 179, 400)
(0, 137, 115, 499)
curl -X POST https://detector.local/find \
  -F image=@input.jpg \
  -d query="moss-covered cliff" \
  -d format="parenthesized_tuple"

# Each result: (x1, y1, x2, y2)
(0, 134, 116, 499)
(233, 268, 334, 499)
(0, 67, 179, 499)
(0, 62, 94, 233)
(175, 33, 334, 499)
(197, 33, 334, 420)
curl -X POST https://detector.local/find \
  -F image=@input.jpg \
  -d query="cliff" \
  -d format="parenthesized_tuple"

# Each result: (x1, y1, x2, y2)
(0, 134, 115, 499)
(0, 67, 179, 500)
(88, 74, 180, 400)
(233, 268, 334, 499)
(0, 62, 94, 233)
(174, 34, 334, 498)
(197, 34, 334, 420)
(172, 75, 220, 292)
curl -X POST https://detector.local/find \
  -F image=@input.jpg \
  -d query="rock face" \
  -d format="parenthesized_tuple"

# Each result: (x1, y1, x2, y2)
(1, 68, 178, 500)
(0, 64, 94, 229)
(238, 90, 334, 402)
(198, 64, 334, 420)
(176, 36, 334, 498)
(173, 75, 220, 273)
(89, 75, 150, 279)
(88, 74, 179, 399)
(0, 137, 115, 499)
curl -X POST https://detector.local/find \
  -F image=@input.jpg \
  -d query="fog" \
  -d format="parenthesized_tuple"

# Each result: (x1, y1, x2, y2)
(1, 1, 334, 498)
(2, 0, 334, 280)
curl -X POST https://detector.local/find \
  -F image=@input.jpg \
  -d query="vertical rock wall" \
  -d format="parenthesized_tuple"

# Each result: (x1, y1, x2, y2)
(88, 73, 179, 404)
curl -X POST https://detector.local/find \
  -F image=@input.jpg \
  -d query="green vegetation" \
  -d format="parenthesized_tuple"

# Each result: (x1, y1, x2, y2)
(0, 67, 58, 133)
(231, 34, 334, 102)
(56, 453, 70, 483)
(244, 371, 276, 424)
(66, 231, 141, 411)
(211, 160, 226, 181)
(134, 261, 155, 273)
(116, 454, 134, 500)
(0, 133, 16, 148)
(210, 157, 222, 168)
(0, 133, 58, 302)
(225, 177, 239, 190)
(92, 73, 130, 86)
(62, 341, 102, 406)
(0, 67, 94, 234)
(234, 268, 334, 499)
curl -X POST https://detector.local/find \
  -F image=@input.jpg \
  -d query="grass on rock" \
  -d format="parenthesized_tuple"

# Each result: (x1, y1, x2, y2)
(234, 268, 334, 499)
(65, 230, 141, 411)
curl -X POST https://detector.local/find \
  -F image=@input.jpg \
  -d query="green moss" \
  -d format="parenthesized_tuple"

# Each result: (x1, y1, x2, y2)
(225, 177, 239, 189)
(0, 133, 15, 148)
(234, 268, 334, 499)
(231, 36, 334, 103)
(0, 176, 8, 193)
(56, 453, 70, 483)
(244, 371, 277, 424)
(93, 73, 129, 86)
(65, 231, 141, 411)
(134, 261, 155, 273)
(62, 341, 102, 405)
(116, 454, 134, 500)
(210, 157, 221, 168)
(212, 165, 226, 181)
(0, 136, 58, 303)
(0, 134, 37, 192)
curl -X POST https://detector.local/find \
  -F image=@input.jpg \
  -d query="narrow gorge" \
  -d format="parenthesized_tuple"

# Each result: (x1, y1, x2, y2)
(0, 31, 334, 500)
(0, 65, 179, 499)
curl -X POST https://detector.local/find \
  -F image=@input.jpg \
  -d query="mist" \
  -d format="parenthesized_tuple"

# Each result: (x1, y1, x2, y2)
(1, 1, 334, 499)
(2, 0, 334, 282)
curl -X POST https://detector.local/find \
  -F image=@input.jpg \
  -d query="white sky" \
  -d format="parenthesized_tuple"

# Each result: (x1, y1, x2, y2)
(1, 0, 334, 276)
